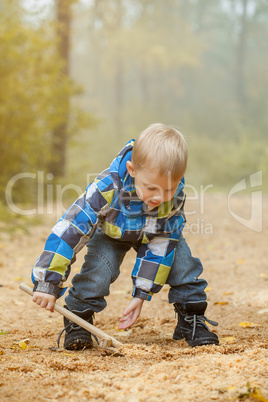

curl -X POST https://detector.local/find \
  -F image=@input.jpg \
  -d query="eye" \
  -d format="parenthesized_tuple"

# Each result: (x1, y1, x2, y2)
(147, 186, 157, 191)
(165, 188, 176, 193)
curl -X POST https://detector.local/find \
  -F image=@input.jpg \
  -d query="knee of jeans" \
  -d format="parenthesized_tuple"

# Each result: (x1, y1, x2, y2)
(93, 250, 120, 283)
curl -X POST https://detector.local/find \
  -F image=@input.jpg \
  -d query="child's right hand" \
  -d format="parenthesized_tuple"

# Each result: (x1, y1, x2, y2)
(32, 291, 56, 313)
(118, 297, 144, 329)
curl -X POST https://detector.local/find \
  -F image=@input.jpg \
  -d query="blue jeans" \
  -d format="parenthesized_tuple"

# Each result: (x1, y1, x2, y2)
(65, 229, 207, 312)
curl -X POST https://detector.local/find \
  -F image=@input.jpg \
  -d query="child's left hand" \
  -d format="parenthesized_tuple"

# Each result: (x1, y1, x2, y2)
(118, 297, 144, 329)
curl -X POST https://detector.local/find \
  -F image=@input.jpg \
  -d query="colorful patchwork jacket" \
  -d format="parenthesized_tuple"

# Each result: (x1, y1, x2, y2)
(32, 140, 186, 301)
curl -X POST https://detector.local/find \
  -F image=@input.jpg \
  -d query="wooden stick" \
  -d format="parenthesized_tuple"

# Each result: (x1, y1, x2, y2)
(19, 282, 122, 348)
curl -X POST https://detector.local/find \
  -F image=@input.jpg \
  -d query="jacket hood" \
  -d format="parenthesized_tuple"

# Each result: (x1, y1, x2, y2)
(109, 139, 135, 186)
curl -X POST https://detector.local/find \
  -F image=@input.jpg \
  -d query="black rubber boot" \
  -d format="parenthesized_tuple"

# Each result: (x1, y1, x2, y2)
(62, 306, 95, 350)
(173, 301, 219, 347)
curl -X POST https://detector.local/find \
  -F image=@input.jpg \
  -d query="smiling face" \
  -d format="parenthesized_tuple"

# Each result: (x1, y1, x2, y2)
(126, 161, 181, 208)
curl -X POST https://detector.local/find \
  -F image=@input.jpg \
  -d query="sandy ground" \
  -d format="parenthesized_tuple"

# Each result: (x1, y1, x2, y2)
(0, 194, 267, 402)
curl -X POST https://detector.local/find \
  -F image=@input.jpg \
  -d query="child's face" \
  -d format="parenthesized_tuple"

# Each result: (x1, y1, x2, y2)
(126, 161, 181, 208)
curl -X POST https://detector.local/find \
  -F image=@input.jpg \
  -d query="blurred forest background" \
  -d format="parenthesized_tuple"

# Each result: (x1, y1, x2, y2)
(1, 0, 267, 213)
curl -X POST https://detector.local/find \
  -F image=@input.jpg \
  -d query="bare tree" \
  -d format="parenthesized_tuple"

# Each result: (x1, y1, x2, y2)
(49, 0, 73, 177)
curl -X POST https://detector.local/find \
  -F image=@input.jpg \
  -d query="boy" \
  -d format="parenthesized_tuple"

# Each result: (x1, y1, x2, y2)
(32, 123, 219, 349)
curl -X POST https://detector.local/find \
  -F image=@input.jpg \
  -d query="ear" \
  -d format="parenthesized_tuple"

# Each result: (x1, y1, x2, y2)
(126, 161, 135, 178)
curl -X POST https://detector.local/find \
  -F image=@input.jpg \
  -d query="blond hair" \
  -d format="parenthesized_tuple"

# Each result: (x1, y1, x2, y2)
(132, 123, 188, 180)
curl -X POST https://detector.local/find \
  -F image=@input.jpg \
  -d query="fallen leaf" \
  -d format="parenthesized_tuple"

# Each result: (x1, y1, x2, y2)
(222, 292, 233, 296)
(238, 383, 268, 402)
(13, 277, 25, 282)
(62, 353, 76, 357)
(0, 330, 9, 335)
(114, 325, 127, 332)
(214, 301, 229, 305)
(239, 321, 261, 328)
(220, 336, 236, 344)
(0, 350, 3, 355)
(251, 387, 268, 402)
(205, 286, 212, 292)
(19, 342, 27, 350)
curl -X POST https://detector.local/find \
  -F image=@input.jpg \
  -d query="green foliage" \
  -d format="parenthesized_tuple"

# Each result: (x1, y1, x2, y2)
(0, 330, 9, 335)
(0, 1, 93, 202)
(1, 0, 267, 216)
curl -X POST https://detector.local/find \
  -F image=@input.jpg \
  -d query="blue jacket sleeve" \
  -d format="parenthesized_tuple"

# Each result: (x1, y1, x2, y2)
(32, 178, 113, 295)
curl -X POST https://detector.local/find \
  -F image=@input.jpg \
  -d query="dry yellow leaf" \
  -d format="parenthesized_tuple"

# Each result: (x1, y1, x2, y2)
(251, 387, 268, 402)
(114, 325, 126, 332)
(222, 292, 233, 296)
(13, 276, 24, 282)
(220, 336, 236, 345)
(19, 342, 27, 350)
(205, 286, 212, 292)
(239, 322, 261, 328)
(0, 350, 4, 355)
(214, 301, 229, 305)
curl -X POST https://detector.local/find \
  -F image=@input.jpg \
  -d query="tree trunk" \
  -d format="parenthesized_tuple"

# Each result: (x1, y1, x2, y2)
(49, 0, 72, 178)
(114, 0, 124, 138)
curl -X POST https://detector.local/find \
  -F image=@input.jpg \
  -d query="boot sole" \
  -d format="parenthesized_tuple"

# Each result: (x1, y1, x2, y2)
(64, 339, 93, 350)
(173, 334, 219, 347)
(187, 338, 219, 347)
